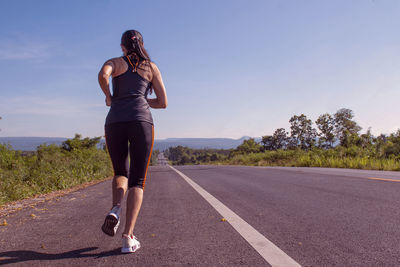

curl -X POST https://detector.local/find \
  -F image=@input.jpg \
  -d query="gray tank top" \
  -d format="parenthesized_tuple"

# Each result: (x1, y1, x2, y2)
(105, 56, 153, 126)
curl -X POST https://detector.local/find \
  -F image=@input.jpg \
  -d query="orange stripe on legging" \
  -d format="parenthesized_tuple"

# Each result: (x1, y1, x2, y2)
(142, 125, 154, 190)
(104, 127, 115, 176)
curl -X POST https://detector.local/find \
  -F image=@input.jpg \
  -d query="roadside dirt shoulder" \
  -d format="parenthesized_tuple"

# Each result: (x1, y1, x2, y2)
(0, 176, 112, 218)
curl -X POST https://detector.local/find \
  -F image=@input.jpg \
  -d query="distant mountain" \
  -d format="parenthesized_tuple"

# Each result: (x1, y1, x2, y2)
(0, 137, 69, 151)
(153, 136, 261, 151)
(0, 137, 108, 151)
(0, 136, 260, 151)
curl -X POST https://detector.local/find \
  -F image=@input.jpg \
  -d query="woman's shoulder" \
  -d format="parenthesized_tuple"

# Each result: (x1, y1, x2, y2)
(103, 57, 126, 73)
(105, 56, 125, 65)
(149, 61, 160, 74)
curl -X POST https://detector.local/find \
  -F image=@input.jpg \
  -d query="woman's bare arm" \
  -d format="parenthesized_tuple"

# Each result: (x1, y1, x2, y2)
(147, 62, 168, 109)
(98, 60, 114, 106)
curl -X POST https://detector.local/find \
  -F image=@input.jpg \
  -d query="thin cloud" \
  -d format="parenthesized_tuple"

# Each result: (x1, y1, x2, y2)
(0, 95, 104, 116)
(0, 35, 50, 60)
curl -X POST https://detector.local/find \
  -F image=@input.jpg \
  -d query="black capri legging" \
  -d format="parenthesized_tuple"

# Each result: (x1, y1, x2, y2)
(104, 121, 154, 189)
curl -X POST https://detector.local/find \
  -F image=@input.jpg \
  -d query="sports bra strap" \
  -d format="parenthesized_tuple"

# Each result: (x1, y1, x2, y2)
(125, 55, 139, 72)
(122, 56, 133, 71)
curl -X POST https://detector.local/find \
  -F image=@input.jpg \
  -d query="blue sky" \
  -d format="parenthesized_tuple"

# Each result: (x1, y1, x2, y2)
(0, 0, 399, 139)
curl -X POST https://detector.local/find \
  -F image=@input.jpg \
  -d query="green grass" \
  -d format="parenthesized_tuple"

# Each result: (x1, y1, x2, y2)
(0, 135, 162, 206)
(212, 149, 400, 171)
(0, 140, 113, 206)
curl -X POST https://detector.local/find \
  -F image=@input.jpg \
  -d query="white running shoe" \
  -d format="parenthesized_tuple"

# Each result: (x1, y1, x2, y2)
(121, 234, 141, 253)
(101, 205, 121, 236)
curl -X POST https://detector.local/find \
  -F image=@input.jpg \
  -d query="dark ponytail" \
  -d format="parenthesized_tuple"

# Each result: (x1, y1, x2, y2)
(121, 30, 151, 68)
(121, 30, 153, 94)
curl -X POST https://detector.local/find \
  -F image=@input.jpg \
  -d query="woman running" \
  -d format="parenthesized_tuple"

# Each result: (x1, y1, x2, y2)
(98, 29, 167, 253)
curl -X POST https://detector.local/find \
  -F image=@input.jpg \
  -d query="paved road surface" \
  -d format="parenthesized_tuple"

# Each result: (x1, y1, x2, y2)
(1, 163, 400, 266)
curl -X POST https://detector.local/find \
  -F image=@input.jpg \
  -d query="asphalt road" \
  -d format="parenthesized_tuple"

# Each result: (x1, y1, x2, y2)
(1, 163, 400, 266)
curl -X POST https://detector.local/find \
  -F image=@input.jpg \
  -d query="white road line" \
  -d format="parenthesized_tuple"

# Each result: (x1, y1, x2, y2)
(169, 165, 301, 267)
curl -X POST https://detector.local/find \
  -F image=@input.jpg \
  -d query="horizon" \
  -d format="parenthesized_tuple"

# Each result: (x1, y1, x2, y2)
(1, 1, 399, 139)
(0, 135, 257, 140)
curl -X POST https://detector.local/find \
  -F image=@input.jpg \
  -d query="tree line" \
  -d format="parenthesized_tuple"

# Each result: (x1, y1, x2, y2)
(261, 108, 362, 151)
(166, 108, 400, 165)
(233, 108, 399, 158)
(164, 146, 232, 165)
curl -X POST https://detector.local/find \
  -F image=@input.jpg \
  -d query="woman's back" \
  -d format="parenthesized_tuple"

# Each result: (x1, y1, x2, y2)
(111, 56, 153, 82)
(105, 56, 154, 125)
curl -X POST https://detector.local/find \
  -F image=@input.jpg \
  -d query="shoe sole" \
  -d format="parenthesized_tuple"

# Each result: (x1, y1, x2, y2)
(102, 214, 119, 236)
(121, 244, 140, 253)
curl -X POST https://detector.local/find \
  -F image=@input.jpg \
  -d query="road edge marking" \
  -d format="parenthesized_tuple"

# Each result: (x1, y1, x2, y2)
(169, 165, 301, 267)
(367, 177, 400, 182)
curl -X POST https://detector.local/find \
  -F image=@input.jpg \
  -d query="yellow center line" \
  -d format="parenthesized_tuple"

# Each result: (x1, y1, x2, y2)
(367, 177, 400, 182)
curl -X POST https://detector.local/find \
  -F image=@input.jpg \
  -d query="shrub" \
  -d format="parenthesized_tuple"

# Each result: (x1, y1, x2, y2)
(0, 135, 113, 205)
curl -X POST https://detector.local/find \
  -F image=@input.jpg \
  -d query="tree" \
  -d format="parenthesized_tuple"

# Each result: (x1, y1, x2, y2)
(166, 146, 187, 162)
(210, 153, 218, 161)
(334, 108, 362, 146)
(261, 135, 275, 151)
(315, 113, 335, 148)
(235, 138, 262, 154)
(383, 129, 400, 158)
(289, 114, 317, 150)
(340, 131, 362, 148)
(358, 127, 374, 149)
(262, 128, 288, 151)
(62, 133, 101, 151)
(179, 154, 191, 165)
(374, 133, 387, 157)
(273, 128, 288, 149)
